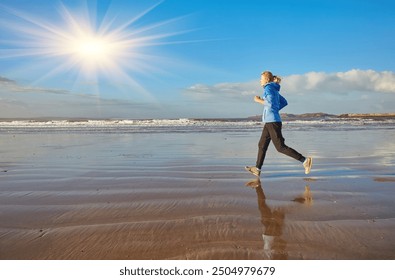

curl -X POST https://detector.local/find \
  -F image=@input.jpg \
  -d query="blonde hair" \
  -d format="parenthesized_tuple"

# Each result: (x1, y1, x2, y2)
(261, 71, 274, 84)
(273, 75, 282, 84)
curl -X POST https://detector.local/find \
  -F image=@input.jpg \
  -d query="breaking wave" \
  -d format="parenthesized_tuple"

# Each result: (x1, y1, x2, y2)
(1, 116, 394, 134)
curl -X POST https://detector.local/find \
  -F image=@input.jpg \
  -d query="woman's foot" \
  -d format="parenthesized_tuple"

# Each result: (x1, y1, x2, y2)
(245, 166, 261, 177)
(303, 157, 313, 174)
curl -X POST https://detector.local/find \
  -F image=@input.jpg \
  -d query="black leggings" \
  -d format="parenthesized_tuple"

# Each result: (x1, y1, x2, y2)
(256, 122, 305, 169)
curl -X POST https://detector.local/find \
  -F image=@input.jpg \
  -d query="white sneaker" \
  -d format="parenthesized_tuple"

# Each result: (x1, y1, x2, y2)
(245, 166, 261, 177)
(303, 157, 313, 174)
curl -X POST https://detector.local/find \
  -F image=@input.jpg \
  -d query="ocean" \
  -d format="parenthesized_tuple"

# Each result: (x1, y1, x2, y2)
(1, 115, 395, 134)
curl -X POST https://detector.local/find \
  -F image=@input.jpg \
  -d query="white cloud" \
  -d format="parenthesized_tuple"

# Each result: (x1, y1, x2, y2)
(2, 69, 394, 118)
(185, 69, 395, 100)
(283, 69, 395, 95)
(185, 80, 259, 100)
(183, 69, 395, 115)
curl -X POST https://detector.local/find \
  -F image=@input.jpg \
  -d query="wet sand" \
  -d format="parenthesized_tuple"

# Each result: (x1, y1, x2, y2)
(1, 128, 395, 259)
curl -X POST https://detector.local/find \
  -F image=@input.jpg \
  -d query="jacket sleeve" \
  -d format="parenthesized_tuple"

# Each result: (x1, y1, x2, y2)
(263, 86, 275, 109)
(279, 94, 288, 110)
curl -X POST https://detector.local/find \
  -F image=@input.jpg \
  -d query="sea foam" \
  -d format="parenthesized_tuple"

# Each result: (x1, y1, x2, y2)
(0, 117, 394, 134)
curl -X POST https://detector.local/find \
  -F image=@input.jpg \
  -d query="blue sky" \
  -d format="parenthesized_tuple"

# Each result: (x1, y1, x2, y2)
(1, 0, 395, 118)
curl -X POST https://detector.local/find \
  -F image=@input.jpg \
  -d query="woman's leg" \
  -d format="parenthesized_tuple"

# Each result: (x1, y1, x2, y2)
(256, 124, 272, 169)
(266, 122, 305, 162)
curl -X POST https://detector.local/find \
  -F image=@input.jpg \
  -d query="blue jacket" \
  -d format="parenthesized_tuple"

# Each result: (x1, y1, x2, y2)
(262, 82, 288, 123)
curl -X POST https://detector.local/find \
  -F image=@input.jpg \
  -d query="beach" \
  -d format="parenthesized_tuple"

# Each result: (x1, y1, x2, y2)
(1, 118, 395, 259)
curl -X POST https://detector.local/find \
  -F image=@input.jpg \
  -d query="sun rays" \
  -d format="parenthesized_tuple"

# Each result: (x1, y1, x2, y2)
(0, 1, 188, 99)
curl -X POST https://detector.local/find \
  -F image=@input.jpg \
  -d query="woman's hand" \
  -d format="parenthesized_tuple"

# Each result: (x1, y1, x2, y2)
(254, 96, 264, 104)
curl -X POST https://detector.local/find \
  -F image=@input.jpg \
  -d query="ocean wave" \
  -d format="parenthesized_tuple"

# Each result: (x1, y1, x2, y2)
(0, 118, 257, 127)
(0, 117, 394, 133)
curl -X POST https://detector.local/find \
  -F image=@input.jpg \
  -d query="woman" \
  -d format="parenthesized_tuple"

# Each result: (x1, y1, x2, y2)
(245, 71, 312, 177)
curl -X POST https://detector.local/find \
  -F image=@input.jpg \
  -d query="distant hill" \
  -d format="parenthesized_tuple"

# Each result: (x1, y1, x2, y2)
(247, 112, 337, 121)
(338, 113, 395, 119)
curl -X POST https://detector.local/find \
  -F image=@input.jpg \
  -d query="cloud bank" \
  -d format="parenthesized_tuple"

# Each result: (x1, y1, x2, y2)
(185, 69, 395, 99)
(0, 76, 71, 95)
(0, 76, 165, 118)
(183, 69, 395, 115)
(1, 69, 394, 118)
(283, 69, 395, 95)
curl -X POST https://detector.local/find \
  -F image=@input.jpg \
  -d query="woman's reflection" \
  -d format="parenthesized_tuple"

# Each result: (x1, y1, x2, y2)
(292, 185, 313, 206)
(245, 179, 313, 259)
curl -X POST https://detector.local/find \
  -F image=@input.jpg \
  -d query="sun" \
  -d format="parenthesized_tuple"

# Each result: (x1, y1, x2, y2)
(68, 34, 117, 68)
(75, 38, 109, 57)
(0, 1, 188, 98)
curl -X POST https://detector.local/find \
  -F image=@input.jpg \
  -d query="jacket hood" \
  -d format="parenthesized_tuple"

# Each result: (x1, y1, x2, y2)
(264, 82, 280, 91)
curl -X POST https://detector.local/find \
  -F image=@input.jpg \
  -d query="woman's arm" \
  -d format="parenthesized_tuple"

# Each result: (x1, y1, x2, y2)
(254, 95, 265, 104)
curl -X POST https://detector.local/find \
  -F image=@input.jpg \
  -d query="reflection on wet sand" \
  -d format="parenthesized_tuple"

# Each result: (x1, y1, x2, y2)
(245, 179, 313, 259)
(292, 185, 313, 206)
